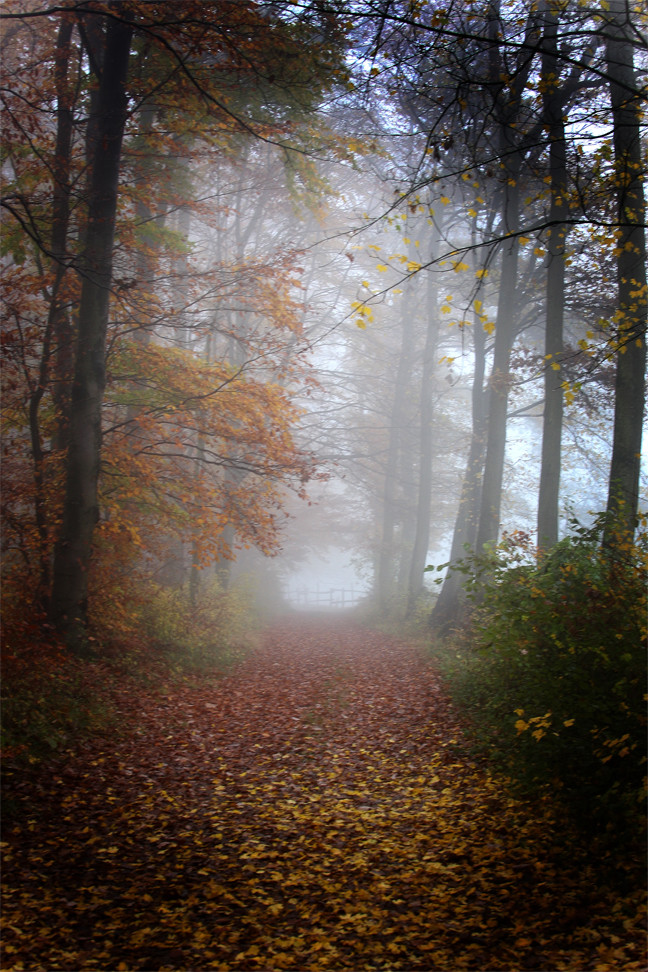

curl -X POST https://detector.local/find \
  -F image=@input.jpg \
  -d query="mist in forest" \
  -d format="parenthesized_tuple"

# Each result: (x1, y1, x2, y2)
(3, 10, 646, 970)
(2, 0, 646, 644)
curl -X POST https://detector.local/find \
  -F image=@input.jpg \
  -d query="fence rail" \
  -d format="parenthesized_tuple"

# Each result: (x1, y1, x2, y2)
(287, 588, 365, 609)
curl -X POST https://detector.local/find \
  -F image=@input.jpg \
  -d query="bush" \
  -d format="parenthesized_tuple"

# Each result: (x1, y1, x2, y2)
(139, 575, 257, 674)
(1, 631, 114, 761)
(441, 519, 647, 831)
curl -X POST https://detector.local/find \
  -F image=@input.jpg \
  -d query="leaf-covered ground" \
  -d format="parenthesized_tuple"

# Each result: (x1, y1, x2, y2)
(1, 619, 646, 971)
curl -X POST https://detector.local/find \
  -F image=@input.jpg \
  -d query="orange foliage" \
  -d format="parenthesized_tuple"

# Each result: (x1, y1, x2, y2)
(1, 0, 336, 635)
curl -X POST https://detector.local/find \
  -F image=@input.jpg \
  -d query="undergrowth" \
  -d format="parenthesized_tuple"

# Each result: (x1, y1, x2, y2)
(434, 516, 647, 839)
(1, 576, 259, 766)
(138, 576, 259, 674)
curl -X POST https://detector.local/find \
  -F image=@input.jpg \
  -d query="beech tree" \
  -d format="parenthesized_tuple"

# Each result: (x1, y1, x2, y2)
(339, 0, 645, 619)
(2, 0, 645, 640)
(536, 0, 568, 550)
(601, 0, 647, 542)
(49, 8, 134, 648)
(1, 0, 348, 650)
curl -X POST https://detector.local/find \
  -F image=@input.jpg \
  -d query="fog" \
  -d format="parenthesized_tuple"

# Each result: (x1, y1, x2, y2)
(3, 0, 645, 637)
(171, 131, 647, 615)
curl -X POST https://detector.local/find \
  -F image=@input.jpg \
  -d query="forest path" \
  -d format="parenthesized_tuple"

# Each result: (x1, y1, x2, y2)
(1, 618, 645, 971)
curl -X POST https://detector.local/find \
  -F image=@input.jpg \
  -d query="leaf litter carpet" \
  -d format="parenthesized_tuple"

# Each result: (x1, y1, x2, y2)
(1, 619, 645, 971)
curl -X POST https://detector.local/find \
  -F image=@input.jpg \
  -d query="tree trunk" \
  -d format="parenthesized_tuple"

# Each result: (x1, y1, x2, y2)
(537, 3, 568, 550)
(476, 175, 520, 550)
(376, 283, 416, 613)
(407, 228, 440, 612)
(602, 0, 647, 543)
(475, 0, 542, 551)
(51, 12, 76, 453)
(50, 11, 133, 652)
(30, 13, 76, 607)
(431, 238, 489, 631)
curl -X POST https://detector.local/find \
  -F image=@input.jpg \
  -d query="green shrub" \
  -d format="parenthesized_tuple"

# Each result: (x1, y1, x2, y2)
(441, 518, 647, 830)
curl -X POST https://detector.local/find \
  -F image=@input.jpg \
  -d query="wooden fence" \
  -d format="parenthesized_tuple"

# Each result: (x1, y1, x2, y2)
(287, 587, 366, 609)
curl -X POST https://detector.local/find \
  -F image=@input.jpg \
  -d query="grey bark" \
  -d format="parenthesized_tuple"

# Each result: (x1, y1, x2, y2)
(51, 13, 76, 453)
(376, 283, 417, 612)
(50, 11, 133, 651)
(476, 2, 545, 551)
(476, 175, 520, 550)
(431, 256, 489, 631)
(537, 2, 568, 550)
(31, 14, 75, 606)
(407, 226, 440, 611)
(602, 0, 647, 543)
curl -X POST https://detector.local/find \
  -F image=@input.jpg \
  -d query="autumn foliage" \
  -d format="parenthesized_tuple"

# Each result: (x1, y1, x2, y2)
(2, 620, 646, 971)
(439, 520, 647, 828)
(1, 0, 338, 647)
(1, 4, 646, 968)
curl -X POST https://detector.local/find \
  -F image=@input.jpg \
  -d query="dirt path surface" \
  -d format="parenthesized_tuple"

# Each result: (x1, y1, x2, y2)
(1, 619, 645, 971)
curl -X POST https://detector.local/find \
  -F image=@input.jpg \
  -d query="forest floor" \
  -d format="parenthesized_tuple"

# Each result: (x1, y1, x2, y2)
(1, 617, 646, 972)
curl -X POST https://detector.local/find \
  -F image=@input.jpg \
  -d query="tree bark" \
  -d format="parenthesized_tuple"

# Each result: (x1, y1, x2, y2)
(602, 0, 647, 543)
(474, 1, 543, 552)
(476, 174, 520, 550)
(376, 283, 416, 613)
(407, 227, 440, 611)
(30, 13, 75, 606)
(431, 259, 488, 630)
(537, 2, 568, 550)
(51, 12, 76, 452)
(50, 11, 133, 651)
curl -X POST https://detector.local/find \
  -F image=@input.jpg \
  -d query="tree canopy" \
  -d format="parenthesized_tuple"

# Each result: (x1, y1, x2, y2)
(1, 0, 646, 642)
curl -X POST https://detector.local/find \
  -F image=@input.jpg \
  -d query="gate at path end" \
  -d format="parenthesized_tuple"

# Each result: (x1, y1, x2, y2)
(287, 588, 366, 610)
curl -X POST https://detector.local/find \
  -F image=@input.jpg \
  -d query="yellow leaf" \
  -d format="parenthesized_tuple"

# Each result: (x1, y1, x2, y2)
(376, 264, 387, 271)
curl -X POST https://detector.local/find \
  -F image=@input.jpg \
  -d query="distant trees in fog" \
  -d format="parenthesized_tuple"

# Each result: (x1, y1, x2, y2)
(1, 0, 645, 642)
